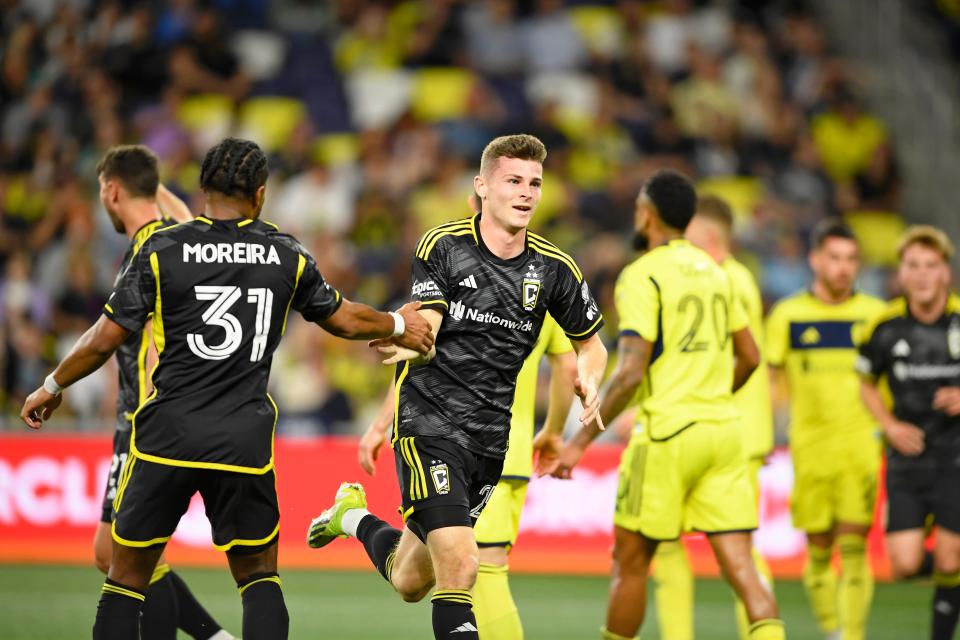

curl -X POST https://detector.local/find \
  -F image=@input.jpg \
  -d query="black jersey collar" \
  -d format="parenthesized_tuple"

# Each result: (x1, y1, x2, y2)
(474, 213, 529, 267)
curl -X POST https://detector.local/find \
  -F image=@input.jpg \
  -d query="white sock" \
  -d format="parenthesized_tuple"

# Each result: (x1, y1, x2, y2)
(207, 631, 237, 640)
(341, 508, 371, 538)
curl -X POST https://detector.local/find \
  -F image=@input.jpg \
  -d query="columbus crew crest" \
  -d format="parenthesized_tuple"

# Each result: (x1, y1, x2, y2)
(430, 463, 450, 495)
(522, 264, 541, 311)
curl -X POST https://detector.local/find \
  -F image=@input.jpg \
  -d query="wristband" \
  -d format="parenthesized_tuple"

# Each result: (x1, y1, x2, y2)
(389, 311, 405, 337)
(43, 373, 64, 396)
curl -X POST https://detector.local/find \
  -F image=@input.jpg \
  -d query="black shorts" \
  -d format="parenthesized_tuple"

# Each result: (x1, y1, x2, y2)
(394, 435, 503, 540)
(113, 454, 280, 554)
(886, 465, 960, 534)
(101, 430, 132, 523)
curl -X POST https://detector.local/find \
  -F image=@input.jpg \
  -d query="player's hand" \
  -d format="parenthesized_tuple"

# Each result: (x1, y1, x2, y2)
(574, 377, 604, 431)
(358, 423, 388, 476)
(368, 340, 431, 366)
(20, 388, 63, 430)
(395, 301, 434, 354)
(551, 442, 586, 480)
(884, 420, 925, 456)
(933, 386, 960, 416)
(532, 430, 564, 477)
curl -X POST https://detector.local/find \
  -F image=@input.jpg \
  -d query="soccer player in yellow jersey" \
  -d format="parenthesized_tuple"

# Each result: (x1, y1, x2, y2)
(556, 170, 784, 640)
(358, 313, 575, 639)
(647, 195, 776, 640)
(765, 219, 886, 640)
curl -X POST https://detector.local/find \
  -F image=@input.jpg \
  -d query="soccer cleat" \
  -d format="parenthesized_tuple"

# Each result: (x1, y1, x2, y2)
(307, 482, 367, 549)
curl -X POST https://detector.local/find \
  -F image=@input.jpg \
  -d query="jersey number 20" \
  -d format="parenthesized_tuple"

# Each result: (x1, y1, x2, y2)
(187, 285, 274, 362)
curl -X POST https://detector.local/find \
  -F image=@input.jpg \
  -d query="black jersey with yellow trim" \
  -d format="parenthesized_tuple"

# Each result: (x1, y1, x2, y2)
(857, 295, 960, 470)
(109, 217, 180, 432)
(401, 213, 603, 458)
(102, 216, 342, 473)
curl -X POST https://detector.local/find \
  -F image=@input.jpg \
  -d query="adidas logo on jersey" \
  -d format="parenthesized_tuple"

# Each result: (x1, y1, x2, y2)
(451, 622, 478, 633)
(458, 274, 479, 289)
(892, 339, 911, 357)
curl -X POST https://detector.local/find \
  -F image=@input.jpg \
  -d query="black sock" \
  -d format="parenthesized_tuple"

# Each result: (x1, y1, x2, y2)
(356, 514, 402, 582)
(238, 572, 288, 640)
(141, 571, 179, 640)
(93, 578, 145, 639)
(168, 570, 223, 639)
(919, 551, 935, 578)
(932, 573, 960, 640)
(431, 591, 478, 639)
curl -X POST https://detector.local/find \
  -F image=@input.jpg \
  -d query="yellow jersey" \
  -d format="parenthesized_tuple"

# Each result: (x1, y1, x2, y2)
(615, 239, 748, 441)
(765, 290, 886, 455)
(723, 257, 774, 459)
(501, 313, 573, 478)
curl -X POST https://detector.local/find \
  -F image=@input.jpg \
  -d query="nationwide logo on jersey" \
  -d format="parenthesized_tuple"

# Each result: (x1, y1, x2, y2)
(448, 300, 534, 332)
(800, 326, 821, 345)
(458, 274, 479, 289)
(522, 264, 541, 312)
(429, 463, 450, 495)
(892, 339, 911, 358)
(582, 281, 599, 321)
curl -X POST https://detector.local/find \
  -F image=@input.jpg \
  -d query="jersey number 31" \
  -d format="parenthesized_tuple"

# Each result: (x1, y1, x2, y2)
(187, 285, 274, 362)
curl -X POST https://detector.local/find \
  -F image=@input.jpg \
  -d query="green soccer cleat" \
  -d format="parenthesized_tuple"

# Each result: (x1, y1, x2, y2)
(307, 482, 367, 549)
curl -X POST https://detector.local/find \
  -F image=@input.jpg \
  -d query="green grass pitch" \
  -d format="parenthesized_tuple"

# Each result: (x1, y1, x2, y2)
(0, 564, 930, 638)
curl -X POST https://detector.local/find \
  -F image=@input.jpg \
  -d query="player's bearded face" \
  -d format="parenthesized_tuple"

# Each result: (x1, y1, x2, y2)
(98, 175, 125, 233)
(478, 157, 542, 232)
(812, 237, 859, 296)
(899, 243, 950, 306)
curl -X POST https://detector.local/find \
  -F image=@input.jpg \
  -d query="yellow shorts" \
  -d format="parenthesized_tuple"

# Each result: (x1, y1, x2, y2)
(790, 448, 879, 533)
(473, 478, 529, 548)
(615, 419, 757, 540)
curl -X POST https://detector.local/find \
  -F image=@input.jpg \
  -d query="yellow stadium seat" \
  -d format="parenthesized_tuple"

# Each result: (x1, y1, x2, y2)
(311, 133, 360, 167)
(410, 67, 476, 122)
(237, 97, 306, 153)
(696, 176, 766, 222)
(176, 94, 235, 134)
(569, 5, 625, 57)
(844, 209, 906, 266)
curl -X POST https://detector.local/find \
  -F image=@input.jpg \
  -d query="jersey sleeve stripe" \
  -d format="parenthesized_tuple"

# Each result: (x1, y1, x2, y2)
(237, 219, 254, 227)
(415, 219, 473, 258)
(565, 314, 603, 338)
(104, 302, 115, 314)
(419, 299, 449, 309)
(419, 225, 475, 260)
(528, 238, 583, 282)
(194, 216, 214, 225)
(281, 253, 307, 336)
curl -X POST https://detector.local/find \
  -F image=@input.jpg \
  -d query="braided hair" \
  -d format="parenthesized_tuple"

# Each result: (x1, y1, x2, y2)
(199, 137, 268, 203)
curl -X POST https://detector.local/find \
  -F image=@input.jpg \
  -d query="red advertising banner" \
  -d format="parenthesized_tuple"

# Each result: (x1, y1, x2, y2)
(0, 435, 891, 578)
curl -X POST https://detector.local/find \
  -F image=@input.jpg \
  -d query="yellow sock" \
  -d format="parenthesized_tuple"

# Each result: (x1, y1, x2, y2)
(748, 618, 785, 640)
(600, 627, 635, 640)
(802, 543, 838, 634)
(652, 541, 693, 640)
(474, 562, 523, 639)
(735, 548, 775, 640)
(837, 534, 872, 640)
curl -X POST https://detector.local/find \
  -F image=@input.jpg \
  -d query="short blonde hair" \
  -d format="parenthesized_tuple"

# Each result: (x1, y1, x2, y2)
(897, 225, 955, 262)
(479, 134, 547, 176)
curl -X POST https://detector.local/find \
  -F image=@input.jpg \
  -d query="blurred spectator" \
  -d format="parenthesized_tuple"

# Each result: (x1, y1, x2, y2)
(811, 84, 888, 182)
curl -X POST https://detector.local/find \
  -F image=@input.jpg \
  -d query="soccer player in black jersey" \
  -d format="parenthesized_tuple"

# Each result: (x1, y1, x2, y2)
(95, 144, 235, 640)
(858, 226, 960, 640)
(307, 134, 608, 640)
(20, 138, 434, 640)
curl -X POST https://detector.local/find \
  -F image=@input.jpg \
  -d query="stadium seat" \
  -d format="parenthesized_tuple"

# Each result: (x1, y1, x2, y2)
(696, 176, 766, 223)
(410, 67, 477, 122)
(176, 94, 235, 152)
(237, 96, 306, 153)
(845, 209, 907, 266)
(569, 6, 626, 58)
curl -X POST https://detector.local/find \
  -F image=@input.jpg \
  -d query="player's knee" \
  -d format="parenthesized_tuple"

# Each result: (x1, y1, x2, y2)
(889, 553, 923, 580)
(392, 575, 431, 603)
(933, 554, 960, 577)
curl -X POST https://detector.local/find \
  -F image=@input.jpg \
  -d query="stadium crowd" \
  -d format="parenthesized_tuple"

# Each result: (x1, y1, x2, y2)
(0, 0, 905, 433)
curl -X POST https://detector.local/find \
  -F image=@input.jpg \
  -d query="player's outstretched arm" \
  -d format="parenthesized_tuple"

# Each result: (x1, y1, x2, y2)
(321, 300, 434, 354)
(933, 386, 960, 416)
(731, 327, 760, 392)
(553, 334, 648, 479)
(156, 184, 193, 222)
(359, 380, 396, 476)
(533, 350, 577, 476)
(20, 315, 130, 429)
(860, 378, 925, 456)
(370, 308, 444, 366)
